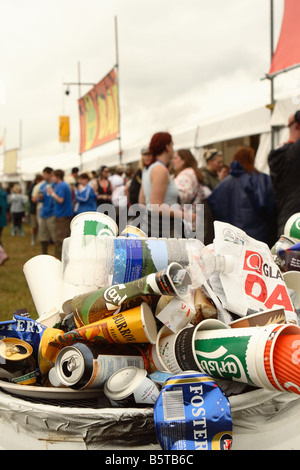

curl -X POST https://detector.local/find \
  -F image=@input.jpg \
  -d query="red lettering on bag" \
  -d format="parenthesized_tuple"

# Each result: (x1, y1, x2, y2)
(245, 274, 267, 302)
(264, 284, 294, 311)
(243, 251, 263, 275)
(245, 273, 294, 312)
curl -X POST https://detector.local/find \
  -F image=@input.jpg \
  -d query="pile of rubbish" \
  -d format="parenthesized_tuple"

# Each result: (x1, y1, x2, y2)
(2, 211, 300, 450)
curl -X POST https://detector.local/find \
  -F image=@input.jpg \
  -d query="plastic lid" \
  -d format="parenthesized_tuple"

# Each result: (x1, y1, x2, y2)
(104, 367, 147, 401)
(48, 367, 64, 387)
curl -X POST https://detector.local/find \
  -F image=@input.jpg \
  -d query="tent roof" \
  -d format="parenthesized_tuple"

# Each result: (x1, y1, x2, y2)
(195, 105, 271, 147)
(1, 94, 299, 182)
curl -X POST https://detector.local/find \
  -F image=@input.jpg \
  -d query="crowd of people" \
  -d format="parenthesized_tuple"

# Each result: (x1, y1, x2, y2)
(1, 109, 300, 266)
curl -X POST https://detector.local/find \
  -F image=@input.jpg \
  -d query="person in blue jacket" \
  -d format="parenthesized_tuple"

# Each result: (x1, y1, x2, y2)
(207, 146, 277, 246)
(74, 172, 97, 214)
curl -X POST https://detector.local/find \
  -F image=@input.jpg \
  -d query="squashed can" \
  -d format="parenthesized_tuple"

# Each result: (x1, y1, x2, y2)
(0, 338, 38, 385)
(55, 342, 146, 389)
(154, 371, 233, 450)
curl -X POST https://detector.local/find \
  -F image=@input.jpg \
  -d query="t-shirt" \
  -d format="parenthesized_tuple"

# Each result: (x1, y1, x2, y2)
(54, 181, 73, 217)
(39, 182, 55, 218)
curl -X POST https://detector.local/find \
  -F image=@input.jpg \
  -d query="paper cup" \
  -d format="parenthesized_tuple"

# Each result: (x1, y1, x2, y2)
(194, 323, 284, 389)
(155, 262, 191, 298)
(174, 319, 229, 372)
(120, 225, 147, 238)
(273, 334, 300, 393)
(229, 308, 286, 328)
(157, 326, 183, 374)
(283, 270, 300, 297)
(104, 366, 160, 406)
(145, 326, 175, 374)
(70, 212, 118, 237)
(23, 255, 63, 317)
(37, 308, 63, 328)
(261, 324, 300, 394)
(144, 343, 168, 374)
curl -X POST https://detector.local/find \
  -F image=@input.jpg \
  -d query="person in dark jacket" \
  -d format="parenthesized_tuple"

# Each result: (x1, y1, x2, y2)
(268, 110, 300, 236)
(207, 146, 276, 246)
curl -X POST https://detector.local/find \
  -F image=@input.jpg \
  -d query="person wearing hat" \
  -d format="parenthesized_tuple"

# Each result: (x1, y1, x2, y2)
(268, 110, 300, 236)
(201, 149, 223, 190)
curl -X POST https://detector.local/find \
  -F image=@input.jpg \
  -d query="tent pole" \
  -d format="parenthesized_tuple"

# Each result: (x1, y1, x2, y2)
(78, 61, 83, 170)
(270, 0, 275, 150)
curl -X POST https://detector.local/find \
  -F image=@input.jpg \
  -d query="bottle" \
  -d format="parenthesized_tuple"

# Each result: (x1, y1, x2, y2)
(62, 235, 233, 289)
(187, 240, 234, 287)
(71, 262, 192, 326)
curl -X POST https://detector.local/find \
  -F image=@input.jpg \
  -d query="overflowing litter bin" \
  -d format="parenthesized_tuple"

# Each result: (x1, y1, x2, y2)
(1, 211, 300, 450)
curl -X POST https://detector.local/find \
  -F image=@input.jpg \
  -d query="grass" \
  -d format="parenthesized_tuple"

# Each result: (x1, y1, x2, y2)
(0, 221, 56, 321)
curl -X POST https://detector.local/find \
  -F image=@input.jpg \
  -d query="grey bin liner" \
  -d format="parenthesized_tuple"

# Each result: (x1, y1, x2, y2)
(0, 387, 300, 450)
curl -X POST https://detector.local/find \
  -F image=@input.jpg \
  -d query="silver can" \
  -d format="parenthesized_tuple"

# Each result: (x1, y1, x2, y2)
(55, 342, 145, 390)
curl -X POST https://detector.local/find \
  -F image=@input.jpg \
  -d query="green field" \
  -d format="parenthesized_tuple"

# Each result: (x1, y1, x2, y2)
(0, 222, 56, 321)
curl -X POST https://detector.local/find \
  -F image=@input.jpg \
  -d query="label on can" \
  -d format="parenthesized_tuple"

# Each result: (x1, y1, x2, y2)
(0, 315, 46, 376)
(154, 372, 232, 450)
(85, 354, 144, 389)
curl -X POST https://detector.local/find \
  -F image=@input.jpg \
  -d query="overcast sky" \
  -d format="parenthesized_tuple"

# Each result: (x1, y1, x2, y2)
(1, 0, 297, 165)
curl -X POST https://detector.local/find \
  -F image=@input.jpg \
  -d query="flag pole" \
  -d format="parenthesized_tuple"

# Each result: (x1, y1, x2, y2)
(115, 15, 122, 165)
(78, 61, 83, 170)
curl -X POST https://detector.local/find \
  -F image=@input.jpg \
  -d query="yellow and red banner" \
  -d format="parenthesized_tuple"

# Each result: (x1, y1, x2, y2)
(78, 68, 119, 153)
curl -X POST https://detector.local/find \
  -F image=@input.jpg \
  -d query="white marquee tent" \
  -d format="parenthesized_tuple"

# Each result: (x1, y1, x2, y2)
(1, 94, 299, 184)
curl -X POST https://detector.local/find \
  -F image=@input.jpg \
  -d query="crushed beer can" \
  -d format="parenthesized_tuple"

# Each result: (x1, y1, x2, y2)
(154, 371, 232, 450)
(0, 338, 38, 385)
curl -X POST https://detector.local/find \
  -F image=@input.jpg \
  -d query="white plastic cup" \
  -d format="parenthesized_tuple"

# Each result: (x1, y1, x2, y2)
(70, 212, 118, 238)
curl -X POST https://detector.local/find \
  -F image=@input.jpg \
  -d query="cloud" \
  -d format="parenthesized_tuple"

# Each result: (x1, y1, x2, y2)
(0, 0, 285, 163)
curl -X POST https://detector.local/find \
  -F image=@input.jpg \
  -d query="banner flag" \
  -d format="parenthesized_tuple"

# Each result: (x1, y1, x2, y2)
(78, 68, 119, 153)
(59, 116, 70, 142)
(268, 0, 300, 77)
(4, 148, 18, 175)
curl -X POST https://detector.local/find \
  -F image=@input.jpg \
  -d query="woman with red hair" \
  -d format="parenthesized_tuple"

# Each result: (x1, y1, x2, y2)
(207, 146, 276, 246)
(139, 131, 183, 237)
